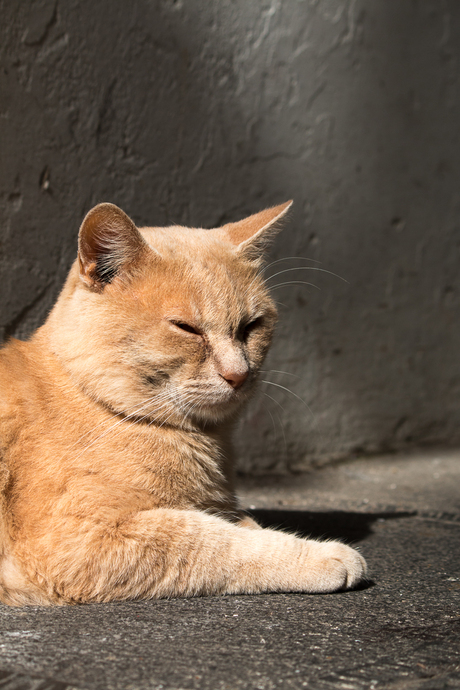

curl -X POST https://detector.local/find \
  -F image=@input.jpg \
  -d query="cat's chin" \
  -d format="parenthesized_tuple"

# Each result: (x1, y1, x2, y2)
(184, 398, 243, 425)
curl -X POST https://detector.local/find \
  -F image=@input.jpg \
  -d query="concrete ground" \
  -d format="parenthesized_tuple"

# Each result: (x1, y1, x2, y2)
(0, 448, 459, 690)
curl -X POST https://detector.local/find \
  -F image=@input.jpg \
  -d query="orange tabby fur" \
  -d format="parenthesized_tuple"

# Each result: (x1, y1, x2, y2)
(0, 202, 366, 605)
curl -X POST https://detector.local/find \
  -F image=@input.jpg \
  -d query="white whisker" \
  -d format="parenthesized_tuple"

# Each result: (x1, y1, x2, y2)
(263, 256, 322, 273)
(69, 388, 180, 463)
(57, 393, 165, 465)
(265, 406, 277, 436)
(269, 280, 320, 291)
(263, 390, 286, 412)
(260, 369, 299, 378)
(274, 408, 288, 455)
(263, 393, 288, 454)
(261, 380, 313, 417)
(266, 266, 348, 284)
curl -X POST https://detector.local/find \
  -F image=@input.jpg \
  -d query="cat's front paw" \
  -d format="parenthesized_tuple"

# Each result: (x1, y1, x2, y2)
(304, 540, 367, 593)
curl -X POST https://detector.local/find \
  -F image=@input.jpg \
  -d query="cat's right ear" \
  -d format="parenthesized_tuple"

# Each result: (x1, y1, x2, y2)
(216, 201, 293, 261)
(78, 203, 148, 290)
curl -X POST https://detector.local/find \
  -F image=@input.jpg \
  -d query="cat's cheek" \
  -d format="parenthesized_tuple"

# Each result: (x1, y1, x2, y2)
(247, 337, 272, 368)
(170, 336, 207, 364)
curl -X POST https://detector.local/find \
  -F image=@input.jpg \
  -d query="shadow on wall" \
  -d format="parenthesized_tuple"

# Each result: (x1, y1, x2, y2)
(1, 1, 460, 471)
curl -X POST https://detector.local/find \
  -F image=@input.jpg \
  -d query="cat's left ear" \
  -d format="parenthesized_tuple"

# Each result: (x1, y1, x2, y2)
(216, 201, 292, 260)
(78, 203, 149, 290)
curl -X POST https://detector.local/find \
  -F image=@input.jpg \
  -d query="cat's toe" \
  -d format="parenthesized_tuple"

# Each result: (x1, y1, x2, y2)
(341, 545, 367, 589)
(305, 540, 367, 593)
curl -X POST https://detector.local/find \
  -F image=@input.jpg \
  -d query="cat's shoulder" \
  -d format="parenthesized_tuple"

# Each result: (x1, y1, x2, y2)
(0, 337, 30, 376)
(0, 339, 38, 410)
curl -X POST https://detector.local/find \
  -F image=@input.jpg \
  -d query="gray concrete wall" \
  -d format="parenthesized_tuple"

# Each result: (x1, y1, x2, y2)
(1, 1, 460, 472)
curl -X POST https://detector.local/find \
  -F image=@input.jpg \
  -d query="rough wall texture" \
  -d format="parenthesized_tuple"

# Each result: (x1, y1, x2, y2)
(1, 1, 460, 472)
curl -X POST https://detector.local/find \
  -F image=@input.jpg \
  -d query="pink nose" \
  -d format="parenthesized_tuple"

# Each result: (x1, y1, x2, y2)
(221, 370, 249, 389)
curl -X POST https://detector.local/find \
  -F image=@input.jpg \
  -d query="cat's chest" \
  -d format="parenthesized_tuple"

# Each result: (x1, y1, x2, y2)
(71, 422, 235, 515)
(4, 396, 237, 519)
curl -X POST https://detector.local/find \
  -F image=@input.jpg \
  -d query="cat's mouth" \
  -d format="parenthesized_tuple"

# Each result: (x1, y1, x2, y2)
(169, 382, 244, 420)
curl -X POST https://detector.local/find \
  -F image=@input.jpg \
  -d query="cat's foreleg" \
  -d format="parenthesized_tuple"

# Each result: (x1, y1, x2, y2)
(28, 508, 366, 604)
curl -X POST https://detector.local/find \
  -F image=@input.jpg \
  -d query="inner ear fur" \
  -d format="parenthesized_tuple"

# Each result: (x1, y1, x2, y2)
(216, 200, 293, 259)
(78, 203, 148, 289)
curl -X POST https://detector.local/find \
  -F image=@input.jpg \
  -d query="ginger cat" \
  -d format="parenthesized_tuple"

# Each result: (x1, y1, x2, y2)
(0, 202, 366, 605)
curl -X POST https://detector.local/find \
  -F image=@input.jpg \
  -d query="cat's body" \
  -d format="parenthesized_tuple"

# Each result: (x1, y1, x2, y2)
(0, 202, 366, 605)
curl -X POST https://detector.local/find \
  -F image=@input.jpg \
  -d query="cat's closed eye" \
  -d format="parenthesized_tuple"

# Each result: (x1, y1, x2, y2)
(169, 320, 202, 337)
(241, 317, 263, 340)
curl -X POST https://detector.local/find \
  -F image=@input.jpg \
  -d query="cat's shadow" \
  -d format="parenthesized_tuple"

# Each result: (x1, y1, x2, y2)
(248, 508, 416, 544)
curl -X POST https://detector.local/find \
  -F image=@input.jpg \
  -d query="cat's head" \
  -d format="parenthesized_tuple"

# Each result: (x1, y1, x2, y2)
(45, 201, 291, 426)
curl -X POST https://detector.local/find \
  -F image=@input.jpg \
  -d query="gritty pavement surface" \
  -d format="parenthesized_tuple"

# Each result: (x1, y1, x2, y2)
(0, 448, 459, 690)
